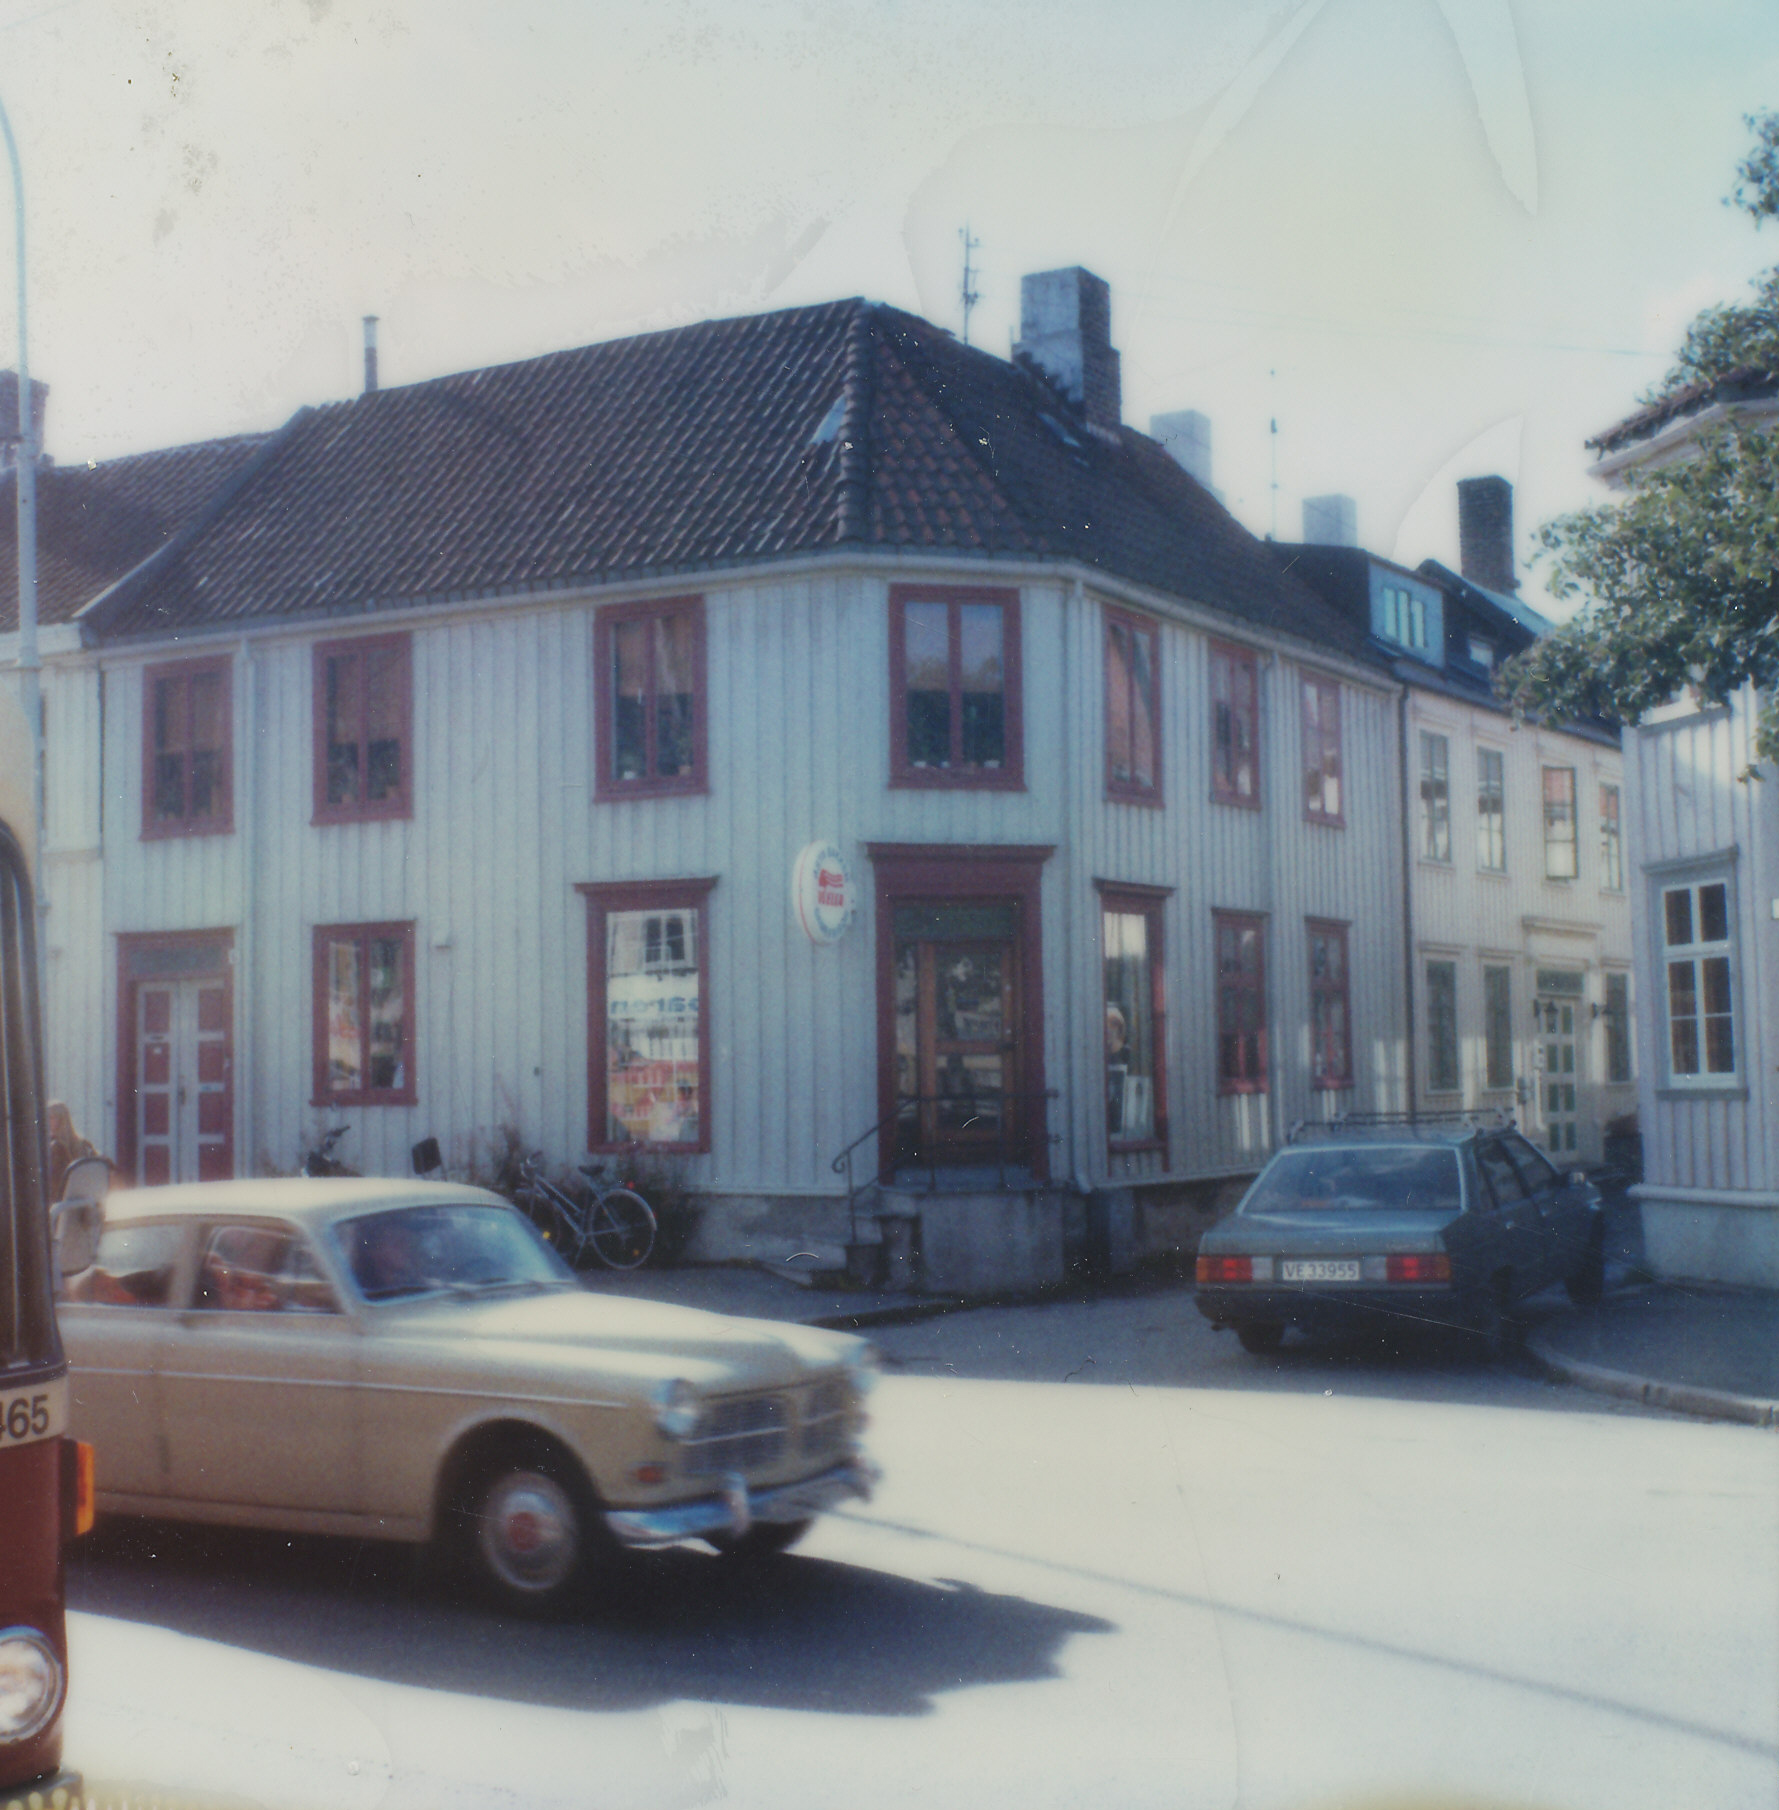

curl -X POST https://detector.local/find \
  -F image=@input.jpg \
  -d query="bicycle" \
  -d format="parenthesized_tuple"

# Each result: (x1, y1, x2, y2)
(513, 1152, 656, 1270)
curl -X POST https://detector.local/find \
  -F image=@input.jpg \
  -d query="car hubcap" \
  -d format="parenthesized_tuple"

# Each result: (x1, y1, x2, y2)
(478, 1470, 578, 1593)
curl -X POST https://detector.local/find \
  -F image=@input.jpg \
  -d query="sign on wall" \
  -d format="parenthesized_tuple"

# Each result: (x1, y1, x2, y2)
(792, 840, 855, 946)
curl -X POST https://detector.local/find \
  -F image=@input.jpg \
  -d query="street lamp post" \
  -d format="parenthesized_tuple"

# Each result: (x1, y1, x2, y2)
(0, 93, 38, 886)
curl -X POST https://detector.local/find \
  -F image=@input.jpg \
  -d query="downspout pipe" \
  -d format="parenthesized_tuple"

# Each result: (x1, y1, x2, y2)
(1064, 578, 1091, 1204)
(1399, 681, 1418, 1120)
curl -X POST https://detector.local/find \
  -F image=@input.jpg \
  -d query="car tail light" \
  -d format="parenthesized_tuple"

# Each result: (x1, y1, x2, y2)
(1385, 1253, 1451, 1284)
(1197, 1254, 1253, 1284)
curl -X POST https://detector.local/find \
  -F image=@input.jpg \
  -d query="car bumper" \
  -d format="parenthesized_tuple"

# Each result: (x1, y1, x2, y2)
(603, 1456, 879, 1548)
(1196, 1283, 1471, 1336)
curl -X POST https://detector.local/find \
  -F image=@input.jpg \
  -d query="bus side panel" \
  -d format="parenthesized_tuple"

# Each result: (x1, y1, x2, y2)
(0, 1433, 66, 1786)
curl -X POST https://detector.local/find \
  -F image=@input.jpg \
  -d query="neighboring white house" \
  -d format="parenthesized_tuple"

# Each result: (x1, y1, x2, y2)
(1277, 477, 1635, 1167)
(0, 269, 1412, 1289)
(1586, 368, 1779, 1287)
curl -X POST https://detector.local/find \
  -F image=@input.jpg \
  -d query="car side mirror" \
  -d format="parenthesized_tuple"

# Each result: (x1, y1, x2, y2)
(50, 1199, 104, 1284)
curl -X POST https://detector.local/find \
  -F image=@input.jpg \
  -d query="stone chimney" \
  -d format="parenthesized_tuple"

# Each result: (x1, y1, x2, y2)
(363, 316, 380, 395)
(1014, 267, 1121, 434)
(1457, 475, 1516, 591)
(1302, 494, 1357, 546)
(0, 370, 48, 468)
(1151, 410, 1213, 486)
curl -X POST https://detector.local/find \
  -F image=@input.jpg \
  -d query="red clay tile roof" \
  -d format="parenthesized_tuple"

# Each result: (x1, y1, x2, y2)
(1588, 366, 1779, 455)
(17, 298, 1369, 662)
(0, 433, 271, 633)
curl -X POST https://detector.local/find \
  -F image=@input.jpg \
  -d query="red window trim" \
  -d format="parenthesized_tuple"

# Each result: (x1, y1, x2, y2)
(311, 632, 414, 825)
(888, 583, 1025, 791)
(593, 595, 709, 801)
(1213, 908, 1269, 1094)
(580, 878, 717, 1156)
(1104, 606, 1164, 806)
(141, 655, 234, 840)
(1097, 881, 1171, 1157)
(1209, 640, 1262, 811)
(310, 921, 418, 1107)
(1301, 674, 1345, 827)
(1306, 916, 1354, 1090)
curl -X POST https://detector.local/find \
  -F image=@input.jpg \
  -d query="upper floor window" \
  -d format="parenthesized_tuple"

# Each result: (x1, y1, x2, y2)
(890, 585, 1023, 789)
(1468, 635, 1495, 671)
(1599, 784, 1623, 890)
(1210, 643, 1260, 808)
(1419, 731, 1450, 862)
(1102, 888, 1168, 1150)
(1543, 767, 1578, 879)
(1476, 748, 1506, 871)
(594, 596, 707, 800)
(1104, 608, 1160, 802)
(313, 634, 412, 824)
(143, 657, 232, 838)
(1213, 911, 1267, 1093)
(1301, 677, 1343, 825)
(1307, 919, 1351, 1089)
(1661, 878, 1736, 1083)
(312, 922, 416, 1106)
(1380, 583, 1428, 653)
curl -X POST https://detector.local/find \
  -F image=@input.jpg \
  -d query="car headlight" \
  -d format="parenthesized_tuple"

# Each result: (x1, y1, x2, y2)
(651, 1378, 701, 1441)
(846, 1345, 881, 1396)
(0, 1626, 64, 1743)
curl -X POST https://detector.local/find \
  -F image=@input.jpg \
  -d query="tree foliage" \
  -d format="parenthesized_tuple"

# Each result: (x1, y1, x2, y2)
(1505, 112, 1779, 761)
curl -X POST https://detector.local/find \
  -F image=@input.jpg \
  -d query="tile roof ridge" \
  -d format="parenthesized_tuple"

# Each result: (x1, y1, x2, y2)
(835, 299, 877, 545)
(76, 406, 315, 643)
(49, 427, 276, 478)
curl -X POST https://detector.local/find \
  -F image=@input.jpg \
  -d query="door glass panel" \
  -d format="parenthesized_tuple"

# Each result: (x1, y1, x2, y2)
(934, 945, 1005, 1043)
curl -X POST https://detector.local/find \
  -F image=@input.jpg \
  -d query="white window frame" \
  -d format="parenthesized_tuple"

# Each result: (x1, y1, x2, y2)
(1656, 870, 1739, 1087)
(1476, 747, 1506, 872)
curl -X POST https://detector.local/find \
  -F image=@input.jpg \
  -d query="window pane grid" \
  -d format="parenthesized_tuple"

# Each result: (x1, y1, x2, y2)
(1483, 964, 1513, 1090)
(1214, 913, 1266, 1091)
(1104, 904, 1163, 1143)
(1599, 785, 1622, 889)
(1477, 749, 1505, 871)
(1419, 732, 1450, 861)
(1662, 880, 1735, 1079)
(1307, 921, 1351, 1088)
(1302, 679, 1342, 822)
(1543, 767, 1578, 879)
(1211, 648, 1259, 805)
(1426, 960, 1459, 1093)
(316, 925, 413, 1105)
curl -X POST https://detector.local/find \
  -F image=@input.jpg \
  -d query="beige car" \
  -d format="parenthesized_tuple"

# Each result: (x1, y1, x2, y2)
(55, 1178, 877, 1611)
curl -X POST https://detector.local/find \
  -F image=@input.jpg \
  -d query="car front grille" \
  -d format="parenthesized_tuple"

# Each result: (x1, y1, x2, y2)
(801, 1375, 853, 1460)
(683, 1393, 789, 1478)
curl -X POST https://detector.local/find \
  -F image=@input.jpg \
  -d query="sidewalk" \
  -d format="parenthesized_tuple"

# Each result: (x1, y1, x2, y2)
(575, 1257, 976, 1330)
(1526, 1282, 1779, 1428)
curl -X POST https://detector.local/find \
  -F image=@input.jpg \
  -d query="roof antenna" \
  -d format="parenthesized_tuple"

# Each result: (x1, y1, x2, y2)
(362, 315, 380, 395)
(959, 225, 981, 346)
(1268, 368, 1280, 540)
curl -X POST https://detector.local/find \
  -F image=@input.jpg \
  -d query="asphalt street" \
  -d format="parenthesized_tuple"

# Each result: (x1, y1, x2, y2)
(63, 1287, 1779, 1810)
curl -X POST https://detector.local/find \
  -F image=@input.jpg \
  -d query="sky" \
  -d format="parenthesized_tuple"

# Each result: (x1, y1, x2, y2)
(2, 0, 1777, 618)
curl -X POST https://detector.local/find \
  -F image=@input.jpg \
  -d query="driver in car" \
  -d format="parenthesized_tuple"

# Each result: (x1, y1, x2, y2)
(354, 1213, 427, 1297)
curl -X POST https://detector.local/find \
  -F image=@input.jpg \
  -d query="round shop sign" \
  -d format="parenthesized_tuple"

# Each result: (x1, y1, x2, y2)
(792, 840, 855, 945)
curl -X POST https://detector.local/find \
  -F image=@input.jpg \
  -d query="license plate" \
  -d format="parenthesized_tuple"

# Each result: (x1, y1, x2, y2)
(0, 1374, 67, 1448)
(1281, 1259, 1360, 1283)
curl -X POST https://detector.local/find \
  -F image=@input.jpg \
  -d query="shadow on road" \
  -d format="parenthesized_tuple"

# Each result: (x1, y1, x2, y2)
(69, 1521, 1112, 1717)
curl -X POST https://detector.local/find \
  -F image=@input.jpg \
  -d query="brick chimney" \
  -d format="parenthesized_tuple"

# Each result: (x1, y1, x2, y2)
(0, 370, 47, 468)
(1014, 267, 1121, 434)
(1457, 475, 1516, 591)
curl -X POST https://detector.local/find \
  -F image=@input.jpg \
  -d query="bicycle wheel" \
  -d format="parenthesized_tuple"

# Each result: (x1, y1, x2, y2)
(586, 1188, 656, 1270)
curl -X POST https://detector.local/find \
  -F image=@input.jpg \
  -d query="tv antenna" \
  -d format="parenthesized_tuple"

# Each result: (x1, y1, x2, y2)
(1268, 368, 1280, 540)
(959, 225, 981, 346)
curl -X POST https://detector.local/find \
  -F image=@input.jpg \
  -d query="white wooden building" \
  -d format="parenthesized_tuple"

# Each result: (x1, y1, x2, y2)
(2, 269, 1413, 1285)
(1587, 371, 1779, 1286)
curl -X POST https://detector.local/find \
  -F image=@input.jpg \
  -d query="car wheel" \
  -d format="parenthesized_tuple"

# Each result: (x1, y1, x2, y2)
(709, 1518, 813, 1562)
(470, 1461, 589, 1614)
(1236, 1322, 1286, 1354)
(1564, 1227, 1606, 1307)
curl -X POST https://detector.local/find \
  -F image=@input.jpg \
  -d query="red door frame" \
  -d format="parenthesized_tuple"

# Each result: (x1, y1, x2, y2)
(116, 930, 235, 1185)
(865, 844, 1054, 1181)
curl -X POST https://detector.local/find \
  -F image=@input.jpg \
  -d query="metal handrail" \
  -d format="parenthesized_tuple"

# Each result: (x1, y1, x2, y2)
(831, 1090, 1061, 1239)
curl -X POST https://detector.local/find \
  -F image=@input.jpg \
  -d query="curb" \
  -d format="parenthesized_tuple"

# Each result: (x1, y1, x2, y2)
(1526, 1334, 1779, 1429)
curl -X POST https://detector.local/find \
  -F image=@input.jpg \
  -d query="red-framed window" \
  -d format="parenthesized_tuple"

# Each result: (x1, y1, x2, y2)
(143, 656, 232, 838)
(312, 634, 412, 823)
(594, 596, 708, 800)
(889, 584, 1024, 789)
(1105, 608, 1161, 803)
(1099, 884, 1170, 1154)
(581, 879, 716, 1153)
(1307, 918, 1352, 1089)
(1301, 675, 1343, 825)
(1210, 642, 1260, 808)
(1214, 910, 1267, 1093)
(311, 922, 416, 1107)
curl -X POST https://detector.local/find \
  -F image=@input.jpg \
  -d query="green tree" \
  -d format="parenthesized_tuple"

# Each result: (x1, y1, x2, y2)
(1506, 112, 1779, 759)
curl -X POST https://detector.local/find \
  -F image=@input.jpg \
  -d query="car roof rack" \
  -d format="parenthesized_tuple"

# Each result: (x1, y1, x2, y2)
(1286, 1108, 1517, 1143)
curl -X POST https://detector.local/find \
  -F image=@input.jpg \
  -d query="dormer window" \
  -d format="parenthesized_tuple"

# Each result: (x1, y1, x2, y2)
(1379, 584, 1428, 653)
(1468, 634, 1495, 671)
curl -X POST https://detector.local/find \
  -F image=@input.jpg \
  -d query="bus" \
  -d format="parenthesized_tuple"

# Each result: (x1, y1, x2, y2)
(0, 685, 88, 1798)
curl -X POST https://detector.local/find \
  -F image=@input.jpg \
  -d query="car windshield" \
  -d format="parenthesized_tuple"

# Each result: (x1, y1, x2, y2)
(1242, 1145, 1462, 1216)
(333, 1203, 573, 1301)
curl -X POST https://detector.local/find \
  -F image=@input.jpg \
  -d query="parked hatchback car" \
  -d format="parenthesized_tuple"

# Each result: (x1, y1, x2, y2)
(1194, 1119, 1605, 1356)
(55, 1178, 878, 1611)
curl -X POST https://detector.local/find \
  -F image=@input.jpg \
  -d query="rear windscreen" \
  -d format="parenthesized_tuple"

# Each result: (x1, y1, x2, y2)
(1242, 1146, 1461, 1216)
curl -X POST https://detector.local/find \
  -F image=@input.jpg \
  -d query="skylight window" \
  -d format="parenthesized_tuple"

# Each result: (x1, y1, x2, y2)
(810, 396, 846, 445)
